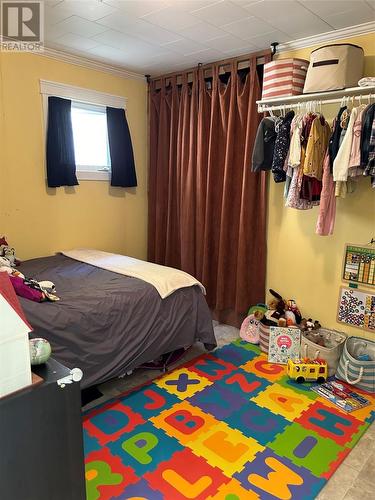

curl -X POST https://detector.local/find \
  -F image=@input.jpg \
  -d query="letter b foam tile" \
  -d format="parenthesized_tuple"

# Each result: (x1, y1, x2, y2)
(251, 384, 313, 421)
(151, 400, 219, 445)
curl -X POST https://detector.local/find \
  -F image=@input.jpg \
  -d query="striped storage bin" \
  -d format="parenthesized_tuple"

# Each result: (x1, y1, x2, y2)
(262, 58, 309, 99)
(259, 322, 271, 353)
(336, 337, 375, 393)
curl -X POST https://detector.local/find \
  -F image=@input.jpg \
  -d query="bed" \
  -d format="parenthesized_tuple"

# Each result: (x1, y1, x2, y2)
(18, 252, 216, 388)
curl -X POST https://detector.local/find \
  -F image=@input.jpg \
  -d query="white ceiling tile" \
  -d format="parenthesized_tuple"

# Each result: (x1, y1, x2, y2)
(87, 44, 128, 62)
(52, 33, 100, 50)
(45, 4, 74, 24)
(53, 16, 109, 37)
(191, 0, 252, 26)
(141, 7, 201, 31)
(97, 14, 182, 44)
(323, 4, 375, 29)
(45, 0, 64, 6)
(45, 22, 71, 41)
(222, 44, 257, 55)
(179, 21, 225, 42)
(166, 0, 220, 11)
(246, 29, 290, 48)
(300, 0, 366, 17)
(103, 0, 169, 17)
(53, 0, 117, 21)
(94, 13, 134, 31)
(162, 37, 208, 55)
(222, 16, 280, 39)
(123, 20, 183, 44)
(244, 0, 333, 36)
(92, 30, 155, 54)
(205, 33, 252, 52)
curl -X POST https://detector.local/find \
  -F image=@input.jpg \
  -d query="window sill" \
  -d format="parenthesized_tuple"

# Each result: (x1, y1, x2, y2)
(76, 170, 110, 181)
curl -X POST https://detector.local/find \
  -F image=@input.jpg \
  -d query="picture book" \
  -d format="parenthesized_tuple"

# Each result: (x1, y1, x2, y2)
(268, 327, 301, 364)
(311, 380, 370, 413)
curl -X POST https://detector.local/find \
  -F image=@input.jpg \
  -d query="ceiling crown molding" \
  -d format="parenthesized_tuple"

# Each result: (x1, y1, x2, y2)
(36, 46, 146, 82)
(278, 21, 375, 53)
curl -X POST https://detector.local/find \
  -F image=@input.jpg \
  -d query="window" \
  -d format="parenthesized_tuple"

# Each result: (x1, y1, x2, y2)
(71, 102, 111, 174)
(40, 80, 128, 181)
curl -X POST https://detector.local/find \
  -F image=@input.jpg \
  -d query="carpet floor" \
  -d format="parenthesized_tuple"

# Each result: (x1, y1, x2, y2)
(83, 339, 375, 500)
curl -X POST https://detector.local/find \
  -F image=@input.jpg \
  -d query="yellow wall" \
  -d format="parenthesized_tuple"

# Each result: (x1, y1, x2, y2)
(0, 52, 148, 261)
(269, 33, 375, 340)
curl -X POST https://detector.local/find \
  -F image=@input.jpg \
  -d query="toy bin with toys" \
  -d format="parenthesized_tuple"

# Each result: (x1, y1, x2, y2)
(287, 358, 328, 384)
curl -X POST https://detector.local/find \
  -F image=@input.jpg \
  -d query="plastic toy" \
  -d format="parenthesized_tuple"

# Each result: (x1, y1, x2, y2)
(287, 358, 328, 384)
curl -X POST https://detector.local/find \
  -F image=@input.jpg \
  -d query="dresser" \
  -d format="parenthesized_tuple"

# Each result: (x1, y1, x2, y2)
(0, 358, 86, 500)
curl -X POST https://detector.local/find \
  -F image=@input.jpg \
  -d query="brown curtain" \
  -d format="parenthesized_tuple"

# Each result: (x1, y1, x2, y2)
(148, 56, 268, 327)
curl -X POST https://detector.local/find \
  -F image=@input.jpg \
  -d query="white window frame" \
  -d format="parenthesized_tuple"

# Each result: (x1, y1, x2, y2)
(40, 80, 128, 181)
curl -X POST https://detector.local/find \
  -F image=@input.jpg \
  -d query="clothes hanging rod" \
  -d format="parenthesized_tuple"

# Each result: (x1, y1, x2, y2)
(256, 85, 375, 113)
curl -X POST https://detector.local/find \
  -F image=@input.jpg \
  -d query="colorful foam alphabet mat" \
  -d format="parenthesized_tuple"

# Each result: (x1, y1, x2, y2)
(83, 340, 375, 500)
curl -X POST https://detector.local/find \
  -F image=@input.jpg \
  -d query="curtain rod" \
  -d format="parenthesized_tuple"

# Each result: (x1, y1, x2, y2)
(149, 48, 271, 83)
(257, 93, 374, 113)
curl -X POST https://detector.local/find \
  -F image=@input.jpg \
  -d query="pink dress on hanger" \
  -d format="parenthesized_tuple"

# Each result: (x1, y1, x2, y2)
(316, 152, 336, 236)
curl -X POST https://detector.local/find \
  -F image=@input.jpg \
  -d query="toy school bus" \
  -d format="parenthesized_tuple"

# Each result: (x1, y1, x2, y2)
(287, 358, 328, 384)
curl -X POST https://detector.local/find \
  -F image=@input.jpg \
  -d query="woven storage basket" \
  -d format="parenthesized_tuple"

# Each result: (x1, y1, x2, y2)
(336, 337, 375, 393)
(301, 329, 346, 376)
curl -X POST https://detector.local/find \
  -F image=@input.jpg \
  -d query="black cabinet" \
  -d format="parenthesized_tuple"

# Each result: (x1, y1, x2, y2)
(0, 358, 86, 500)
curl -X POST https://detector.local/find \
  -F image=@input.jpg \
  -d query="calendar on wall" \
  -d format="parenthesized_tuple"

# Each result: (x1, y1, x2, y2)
(342, 244, 375, 287)
(337, 287, 375, 333)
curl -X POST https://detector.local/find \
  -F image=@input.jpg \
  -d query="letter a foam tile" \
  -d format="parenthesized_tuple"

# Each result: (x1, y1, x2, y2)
(155, 367, 212, 399)
(151, 400, 219, 445)
(144, 448, 230, 500)
(251, 384, 313, 421)
(187, 421, 264, 477)
(234, 448, 326, 500)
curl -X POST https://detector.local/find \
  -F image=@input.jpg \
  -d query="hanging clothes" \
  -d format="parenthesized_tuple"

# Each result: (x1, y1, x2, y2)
(361, 103, 375, 187)
(333, 105, 366, 182)
(328, 106, 347, 171)
(271, 110, 295, 183)
(316, 152, 336, 236)
(303, 116, 331, 181)
(251, 116, 279, 171)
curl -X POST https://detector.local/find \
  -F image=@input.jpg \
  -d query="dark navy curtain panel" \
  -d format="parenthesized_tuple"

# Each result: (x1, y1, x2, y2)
(106, 107, 137, 188)
(46, 96, 78, 188)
